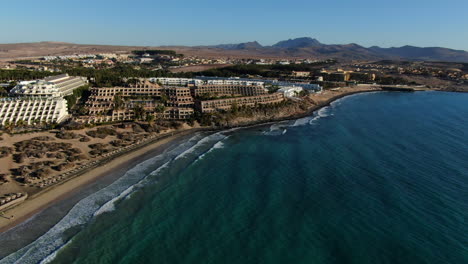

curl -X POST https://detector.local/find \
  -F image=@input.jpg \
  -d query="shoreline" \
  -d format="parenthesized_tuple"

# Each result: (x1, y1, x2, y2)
(0, 128, 206, 233)
(0, 89, 378, 232)
(0, 88, 382, 258)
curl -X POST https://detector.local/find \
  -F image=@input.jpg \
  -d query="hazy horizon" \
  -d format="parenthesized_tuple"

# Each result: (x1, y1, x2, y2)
(1, 0, 467, 51)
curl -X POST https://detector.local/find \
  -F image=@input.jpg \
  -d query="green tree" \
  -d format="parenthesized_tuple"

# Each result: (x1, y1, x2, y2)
(133, 104, 146, 121)
(113, 92, 125, 110)
(146, 114, 155, 124)
(154, 104, 166, 113)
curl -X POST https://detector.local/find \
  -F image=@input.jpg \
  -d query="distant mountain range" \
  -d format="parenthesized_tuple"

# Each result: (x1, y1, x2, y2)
(204, 37, 468, 63)
(1, 38, 467, 63)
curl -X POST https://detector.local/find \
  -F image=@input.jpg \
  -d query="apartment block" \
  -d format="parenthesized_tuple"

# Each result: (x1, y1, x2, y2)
(192, 84, 268, 97)
(11, 74, 87, 97)
(0, 97, 69, 125)
(197, 93, 284, 113)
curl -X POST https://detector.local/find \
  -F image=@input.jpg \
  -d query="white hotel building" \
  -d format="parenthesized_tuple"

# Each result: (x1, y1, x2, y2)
(0, 74, 87, 126)
(11, 74, 88, 97)
(0, 97, 69, 125)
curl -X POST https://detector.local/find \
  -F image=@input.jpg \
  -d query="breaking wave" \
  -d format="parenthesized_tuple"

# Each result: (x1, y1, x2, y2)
(0, 132, 230, 264)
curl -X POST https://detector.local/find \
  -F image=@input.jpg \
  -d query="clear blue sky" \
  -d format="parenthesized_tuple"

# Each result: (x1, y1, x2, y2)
(2, 0, 467, 50)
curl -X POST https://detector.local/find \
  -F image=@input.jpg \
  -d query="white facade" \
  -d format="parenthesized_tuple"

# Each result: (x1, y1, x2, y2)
(0, 97, 69, 125)
(150, 77, 264, 87)
(205, 79, 264, 86)
(150, 78, 203, 86)
(11, 80, 60, 97)
(277, 86, 304, 98)
(44, 74, 88, 96)
(11, 74, 87, 97)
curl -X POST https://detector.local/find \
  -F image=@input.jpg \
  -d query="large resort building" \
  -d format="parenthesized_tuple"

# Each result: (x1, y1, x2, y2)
(83, 78, 286, 123)
(196, 93, 284, 113)
(84, 81, 195, 123)
(11, 74, 88, 97)
(0, 97, 69, 125)
(0, 74, 87, 126)
(192, 84, 268, 97)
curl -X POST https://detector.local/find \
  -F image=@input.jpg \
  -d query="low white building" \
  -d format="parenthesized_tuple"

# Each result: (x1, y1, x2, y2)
(150, 78, 203, 86)
(0, 97, 69, 125)
(205, 79, 264, 86)
(277, 86, 304, 98)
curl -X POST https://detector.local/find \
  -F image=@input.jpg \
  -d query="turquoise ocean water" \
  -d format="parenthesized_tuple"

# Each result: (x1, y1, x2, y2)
(2, 91, 467, 263)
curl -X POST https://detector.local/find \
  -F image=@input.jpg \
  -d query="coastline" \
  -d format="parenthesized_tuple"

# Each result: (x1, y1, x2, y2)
(0, 128, 204, 233)
(0, 88, 381, 258)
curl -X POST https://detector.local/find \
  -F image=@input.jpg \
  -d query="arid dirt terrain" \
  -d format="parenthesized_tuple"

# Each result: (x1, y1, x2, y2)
(0, 42, 296, 61)
(0, 42, 139, 61)
(169, 64, 231, 73)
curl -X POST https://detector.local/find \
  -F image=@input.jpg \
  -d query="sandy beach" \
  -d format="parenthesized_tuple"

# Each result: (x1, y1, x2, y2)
(0, 128, 202, 233)
(0, 87, 381, 231)
(0, 86, 385, 258)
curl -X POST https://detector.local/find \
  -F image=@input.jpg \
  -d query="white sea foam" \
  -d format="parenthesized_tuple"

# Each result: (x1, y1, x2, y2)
(197, 137, 229, 160)
(38, 239, 73, 264)
(93, 185, 135, 217)
(0, 132, 213, 264)
(262, 105, 335, 137)
(292, 116, 314, 127)
(262, 122, 290, 136)
(174, 132, 227, 161)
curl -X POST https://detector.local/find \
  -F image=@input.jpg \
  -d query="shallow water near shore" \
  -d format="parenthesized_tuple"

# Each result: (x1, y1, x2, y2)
(2, 91, 468, 263)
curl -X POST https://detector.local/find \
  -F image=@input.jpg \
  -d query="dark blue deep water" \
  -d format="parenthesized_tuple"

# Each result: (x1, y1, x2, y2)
(3, 91, 468, 263)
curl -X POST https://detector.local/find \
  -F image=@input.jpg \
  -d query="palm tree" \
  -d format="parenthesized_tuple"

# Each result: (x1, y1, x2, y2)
(146, 114, 155, 125)
(133, 104, 146, 121)
(113, 92, 125, 110)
